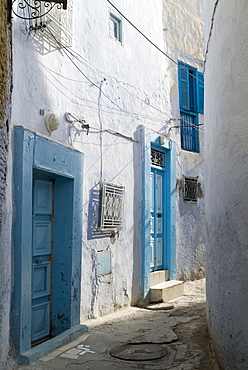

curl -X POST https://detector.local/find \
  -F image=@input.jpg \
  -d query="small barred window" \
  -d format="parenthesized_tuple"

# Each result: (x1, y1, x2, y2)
(184, 177, 197, 202)
(99, 182, 125, 230)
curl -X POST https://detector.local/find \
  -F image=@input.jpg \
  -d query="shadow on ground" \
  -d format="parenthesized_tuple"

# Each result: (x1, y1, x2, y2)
(15, 279, 219, 370)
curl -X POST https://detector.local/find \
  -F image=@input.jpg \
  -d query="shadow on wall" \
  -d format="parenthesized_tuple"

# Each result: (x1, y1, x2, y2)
(87, 184, 113, 240)
(130, 127, 142, 304)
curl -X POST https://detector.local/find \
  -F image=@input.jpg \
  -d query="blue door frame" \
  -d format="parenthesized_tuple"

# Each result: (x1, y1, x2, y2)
(141, 128, 176, 301)
(12, 126, 85, 361)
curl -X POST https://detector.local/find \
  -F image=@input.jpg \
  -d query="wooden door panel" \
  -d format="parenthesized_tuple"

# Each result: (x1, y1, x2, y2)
(32, 177, 53, 344)
(150, 166, 165, 271)
(33, 262, 50, 298)
(32, 302, 50, 342)
(33, 221, 51, 255)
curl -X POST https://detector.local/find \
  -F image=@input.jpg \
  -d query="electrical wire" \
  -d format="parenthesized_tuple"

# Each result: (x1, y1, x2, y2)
(204, 0, 220, 67)
(45, 28, 174, 125)
(47, 41, 171, 117)
(45, 19, 204, 125)
(44, 27, 204, 137)
(180, 118, 203, 132)
(66, 112, 139, 143)
(107, 0, 177, 65)
(107, 0, 204, 84)
(45, 27, 129, 112)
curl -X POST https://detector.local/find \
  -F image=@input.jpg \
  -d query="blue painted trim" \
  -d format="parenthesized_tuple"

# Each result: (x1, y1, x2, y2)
(150, 144, 166, 272)
(141, 128, 177, 299)
(141, 132, 152, 301)
(196, 71, 204, 114)
(19, 324, 88, 364)
(167, 140, 177, 280)
(12, 126, 84, 358)
(178, 62, 191, 111)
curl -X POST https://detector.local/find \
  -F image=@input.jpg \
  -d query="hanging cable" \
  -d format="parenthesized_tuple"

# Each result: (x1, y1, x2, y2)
(204, 0, 220, 67)
(40, 42, 171, 117)
(44, 28, 173, 124)
(107, 0, 204, 84)
(44, 28, 204, 138)
(107, 0, 177, 65)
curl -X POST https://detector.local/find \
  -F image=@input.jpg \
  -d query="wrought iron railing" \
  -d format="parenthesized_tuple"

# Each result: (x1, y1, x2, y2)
(11, 0, 67, 20)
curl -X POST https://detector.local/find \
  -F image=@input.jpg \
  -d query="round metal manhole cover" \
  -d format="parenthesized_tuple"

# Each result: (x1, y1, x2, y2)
(110, 343, 167, 361)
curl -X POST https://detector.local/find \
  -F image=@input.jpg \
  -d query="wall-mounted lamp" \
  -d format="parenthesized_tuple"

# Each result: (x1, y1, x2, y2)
(45, 112, 59, 132)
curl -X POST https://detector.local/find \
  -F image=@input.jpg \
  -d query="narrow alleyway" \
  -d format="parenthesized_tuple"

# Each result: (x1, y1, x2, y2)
(14, 279, 219, 370)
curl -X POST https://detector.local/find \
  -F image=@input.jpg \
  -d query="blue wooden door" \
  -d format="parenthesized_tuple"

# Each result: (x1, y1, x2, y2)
(32, 177, 53, 344)
(150, 167, 165, 271)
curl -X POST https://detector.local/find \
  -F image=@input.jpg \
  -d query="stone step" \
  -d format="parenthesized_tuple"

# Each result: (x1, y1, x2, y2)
(150, 270, 168, 287)
(150, 280, 184, 303)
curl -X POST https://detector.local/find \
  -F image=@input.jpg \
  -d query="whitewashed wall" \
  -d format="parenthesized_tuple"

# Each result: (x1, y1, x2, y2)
(11, 0, 205, 323)
(12, 0, 169, 319)
(204, 0, 248, 368)
(163, 0, 206, 280)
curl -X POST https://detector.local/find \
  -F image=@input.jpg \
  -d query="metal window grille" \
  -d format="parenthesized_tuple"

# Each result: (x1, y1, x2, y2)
(151, 149, 164, 167)
(184, 177, 197, 202)
(100, 182, 125, 230)
(180, 113, 199, 153)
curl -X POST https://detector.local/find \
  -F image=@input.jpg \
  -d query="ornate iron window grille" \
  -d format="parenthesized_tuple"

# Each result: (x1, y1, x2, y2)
(151, 149, 164, 167)
(184, 177, 197, 203)
(99, 182, 125, 230)
(11, 0, 67, 21)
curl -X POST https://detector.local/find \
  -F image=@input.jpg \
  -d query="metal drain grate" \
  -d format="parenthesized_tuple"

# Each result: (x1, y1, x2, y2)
(110, 343, 167, 361)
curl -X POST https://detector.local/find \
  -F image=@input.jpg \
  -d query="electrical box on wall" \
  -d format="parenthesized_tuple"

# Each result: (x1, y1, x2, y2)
(96, 251, 111, 276)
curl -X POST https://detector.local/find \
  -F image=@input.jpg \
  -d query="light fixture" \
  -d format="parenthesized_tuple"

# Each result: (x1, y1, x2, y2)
(45, 112, 59, 132)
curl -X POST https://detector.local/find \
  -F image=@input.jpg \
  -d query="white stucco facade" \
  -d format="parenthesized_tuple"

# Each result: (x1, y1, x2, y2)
(11, 0, 167, 322)
(204, 0, 248, 368)
(163, 0, 206, 281)
(8, 0, 205, 361)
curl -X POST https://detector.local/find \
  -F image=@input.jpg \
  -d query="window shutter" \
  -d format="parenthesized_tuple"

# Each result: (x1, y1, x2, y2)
(196, 71, 204, 114)
(178, 63, 190, 111)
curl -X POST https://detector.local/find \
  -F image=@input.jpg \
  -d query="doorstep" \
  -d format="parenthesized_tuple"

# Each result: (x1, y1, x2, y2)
(150, 280, 184, 303)
(18, 324, 88, 364)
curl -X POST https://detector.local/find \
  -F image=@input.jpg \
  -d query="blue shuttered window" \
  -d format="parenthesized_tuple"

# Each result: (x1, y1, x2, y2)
(196, 71, 204, 114)
(178, 64, 191, 111)
(178, 62, 204, 153)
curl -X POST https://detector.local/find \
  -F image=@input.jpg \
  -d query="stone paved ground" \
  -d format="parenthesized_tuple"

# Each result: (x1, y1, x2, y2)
(13, 279, 219, 370)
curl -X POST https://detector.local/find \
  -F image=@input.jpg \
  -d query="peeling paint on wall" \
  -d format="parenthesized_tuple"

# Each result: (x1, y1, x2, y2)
(0, 0, 12, 367)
